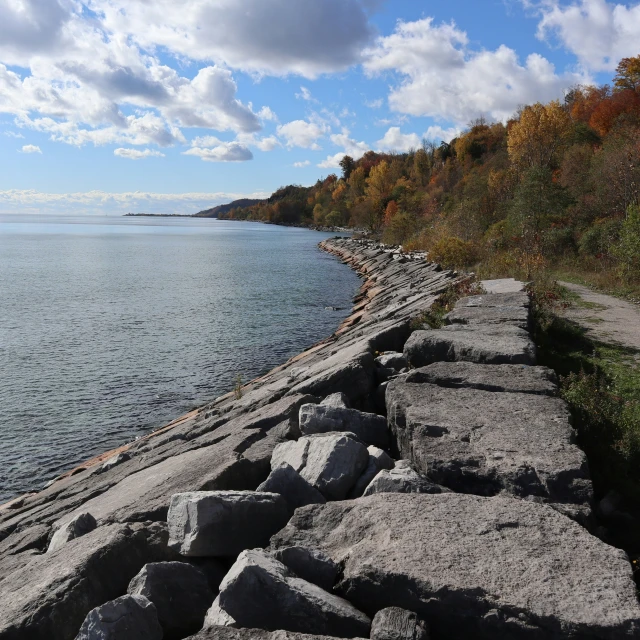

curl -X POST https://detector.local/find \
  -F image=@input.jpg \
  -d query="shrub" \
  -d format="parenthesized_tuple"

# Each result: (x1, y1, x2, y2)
(428, 236, 477, 269)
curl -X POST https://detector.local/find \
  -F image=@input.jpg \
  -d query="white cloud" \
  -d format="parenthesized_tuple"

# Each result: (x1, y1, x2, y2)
(257, 106, 278, 122)
(183, 137, 253, 162)
(365, 98, 383, 108)
(318, 129, 370, 167)
(0, 188, 270, 215)
(364, 17, 585, 124)
(424, 125, 461, 143)
(296, 86, 318, 102)
(20, 144, 42, 154)
(3, 130, 24, 138)
(91, 0, 377, 78)
(294, 160, 311, 167)
(377, 127, 420, 152)
(114, 148, 165, 159)
(277, 120, 328, 149)
(236, 132, 281, 152)
(318, 153, 346, 168)
(533, 0, 640, 72)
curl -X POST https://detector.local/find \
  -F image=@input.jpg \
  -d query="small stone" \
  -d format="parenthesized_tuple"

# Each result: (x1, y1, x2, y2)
(99, 451, 131, 474)
(375, 352, 408, 371)
(257, 464, 326, 513)
(371, 607, 429, 640)
(320, 393, 351, 409)
(75, 594, 162, 640)
(47, 512, 97, 553)
(349, 447, 394, 498)
(363, 465, 447, 497)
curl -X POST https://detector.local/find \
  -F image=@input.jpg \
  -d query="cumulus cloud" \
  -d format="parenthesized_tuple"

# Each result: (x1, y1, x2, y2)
(0, 188, 270, 215)
(92, 0, 377, 78)
(318, 129, 370, 167)
(364, 17, 585, 124)
(318, 153, 347, 168)
(377, 127, 420, 152)
(293, 160, 311, 167)
(20, 144, 42, 154)
(114, 148, 165, 159)
(277, 120, 328, 149)
(424, 125, 461, 143)
(183, 136, 253, 162)
(533, 0, 640, 72)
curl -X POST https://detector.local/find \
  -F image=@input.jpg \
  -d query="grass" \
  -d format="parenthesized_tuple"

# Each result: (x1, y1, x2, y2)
(529, 281, 640, 503)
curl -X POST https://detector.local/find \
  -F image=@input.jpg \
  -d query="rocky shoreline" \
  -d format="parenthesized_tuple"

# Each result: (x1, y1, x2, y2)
(0, 237, 638, 639)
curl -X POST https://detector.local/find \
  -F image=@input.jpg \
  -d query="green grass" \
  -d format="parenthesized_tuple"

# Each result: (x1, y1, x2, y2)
(530, 283, 640, 502)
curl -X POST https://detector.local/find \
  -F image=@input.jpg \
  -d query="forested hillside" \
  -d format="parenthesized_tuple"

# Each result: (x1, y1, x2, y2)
(220, 55, 640, 293)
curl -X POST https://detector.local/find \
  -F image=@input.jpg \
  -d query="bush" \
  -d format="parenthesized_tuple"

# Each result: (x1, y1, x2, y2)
(325, 210, 343, 227)
(614, 204, 640, 281)
(429, 236, 477, 269)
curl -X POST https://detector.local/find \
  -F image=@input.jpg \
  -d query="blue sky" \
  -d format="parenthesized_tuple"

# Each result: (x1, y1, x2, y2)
(1, 0, 639, 215)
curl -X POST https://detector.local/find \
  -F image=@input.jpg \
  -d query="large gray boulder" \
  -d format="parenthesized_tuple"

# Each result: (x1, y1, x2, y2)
(375, 352, 407, 371)
(299, 404, 389, 448)
(404, 362, 557, 396)
(47, 512, 97, 553)
(272, 546, 339, 592)
(128, 562, 214, 639)
(386, 379, 592, 507)
(320, 393, 350, 409)
(271, 434, 369, 500)
(75, 594, 162, 640)
(363, 462, 448, 497)
(167, 491, 290, 557)
(404, 325, 536, 367)
(370, 607, 428, 640)
(205, 549, 370, 638)
(272, 494, 640, 639)
(0, 522, 174, 640)
(257, 464, 326, 513)
(348, 447, 394, 498)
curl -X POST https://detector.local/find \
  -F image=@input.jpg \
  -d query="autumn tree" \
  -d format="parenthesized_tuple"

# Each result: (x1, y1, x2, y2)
(614, 55, 640, 93)
(384, 200, 398, 225)
(507, 101, 572, 170)
(339, 155, 356, 181)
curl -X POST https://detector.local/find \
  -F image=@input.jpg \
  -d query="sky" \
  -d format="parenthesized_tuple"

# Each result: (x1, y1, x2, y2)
(1, 0, 639, 215)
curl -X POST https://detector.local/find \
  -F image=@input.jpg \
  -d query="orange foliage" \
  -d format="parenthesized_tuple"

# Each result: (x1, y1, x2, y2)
(384, 200, 398, 225)
(589, 89, 640, 136)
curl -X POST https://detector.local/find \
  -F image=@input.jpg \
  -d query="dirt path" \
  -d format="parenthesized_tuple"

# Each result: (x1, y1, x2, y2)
(559, 281, 640, 353)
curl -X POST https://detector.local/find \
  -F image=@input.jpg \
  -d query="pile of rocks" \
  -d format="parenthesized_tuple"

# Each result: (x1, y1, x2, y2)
(0, 239, 638, 640)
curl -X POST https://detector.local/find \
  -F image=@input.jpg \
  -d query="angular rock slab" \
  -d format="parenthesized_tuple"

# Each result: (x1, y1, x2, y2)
(273, 546, 339, 592)
(128, 562, 214, 639)
(404, 362, 557, 396)
(349, 446, 394, 498)
(404, 325, 536, 367)
(257, 464, 326, 513)
(272, 494, 640, 640)
(0, 522, 174, 640)
(168, 491, 290, 557)
(206, 549, 370, 638)
(271, 434, 369, 500)
(320, 393, 350, 409)
(299, 404, 389, 448)
(75, 594, 162, 640)
(445, 305, 530, 329)
(370, 607, 428, 640)
(386, 380, 591, 505)
(186, 628, 366, 640)
(47, 512, 96, 553)
(363, 462, 448, 497)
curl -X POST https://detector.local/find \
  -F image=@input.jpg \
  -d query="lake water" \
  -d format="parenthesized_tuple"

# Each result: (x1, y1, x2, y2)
(0, 216, 360, 502)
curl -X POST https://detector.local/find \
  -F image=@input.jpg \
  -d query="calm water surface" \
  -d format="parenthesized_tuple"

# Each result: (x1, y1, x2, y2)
(0, 216, 359, 502)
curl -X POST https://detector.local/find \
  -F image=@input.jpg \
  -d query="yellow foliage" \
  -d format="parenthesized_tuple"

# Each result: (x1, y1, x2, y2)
(429, 236, 477, 269)
(365, 160, 393, 203)
(507, 101, 571, 170)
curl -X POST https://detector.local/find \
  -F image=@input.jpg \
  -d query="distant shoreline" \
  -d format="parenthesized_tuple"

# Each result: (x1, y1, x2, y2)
(124, 213, 194, 217)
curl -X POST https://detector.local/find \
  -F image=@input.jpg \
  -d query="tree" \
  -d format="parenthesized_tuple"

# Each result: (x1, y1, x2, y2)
(339, 155, 356, 181)
(614, 56, 640, 93)
(384, 200, 399, 225)
(365, 160, 393, 205)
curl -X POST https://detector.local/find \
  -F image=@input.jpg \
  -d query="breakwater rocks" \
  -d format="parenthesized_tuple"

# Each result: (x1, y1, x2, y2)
(0, 237, 638, 639)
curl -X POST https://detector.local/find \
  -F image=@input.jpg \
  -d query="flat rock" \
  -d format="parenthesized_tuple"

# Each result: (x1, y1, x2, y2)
(386, 380, 591, 505)
(167, 491, 290, 557)
(47, 512, 96, 553)
(363, 463, 448, 497)
(0, 522, 174, 640)
(480, 278, 526, 294)
(456, 292, 530, 308)
(128, 562, 214, 639)
(349, 447, 395, 498)
(320, 393, 350, 409)
(272, 546, 339, 592)
(299, 405, 389, 448)
(272, 494, 640, 639)
(99, 452, 131, 474)
(445, 305, 530, 329)
(206, 549, 370, 637)
(370, 607, 428, 640)
(75, 594, 162, 640)
(404, 325, 536, 367)
(404, 362, 557, 396)
(257, 464, 326, 513)
(271, 434, 369, 500)
(186, 628, 366, 640)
